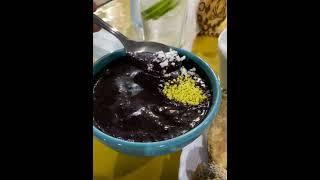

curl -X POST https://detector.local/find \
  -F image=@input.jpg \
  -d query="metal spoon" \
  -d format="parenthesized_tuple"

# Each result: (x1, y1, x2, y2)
(93, 14, 170, 53)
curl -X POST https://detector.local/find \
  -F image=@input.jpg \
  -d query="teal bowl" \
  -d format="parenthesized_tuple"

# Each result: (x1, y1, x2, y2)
(93, 48, 222, 156)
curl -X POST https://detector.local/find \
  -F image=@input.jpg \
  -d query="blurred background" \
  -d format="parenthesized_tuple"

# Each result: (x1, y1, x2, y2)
(93, 0, 226, 179)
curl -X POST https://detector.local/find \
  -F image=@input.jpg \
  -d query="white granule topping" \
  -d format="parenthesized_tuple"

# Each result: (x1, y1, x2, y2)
(179, 56, 186, 61)
(147, 64, 154, 71)
(164, 73, 171, 77)
(153, 58, 161, 63)
(156, 51, 164, 57)
(153, 49, 186, 68)
(179, 66, 200, 78)
(187, 67, 196, 75)
(180, 66, 188, 76)
(159, 60, 169, 68)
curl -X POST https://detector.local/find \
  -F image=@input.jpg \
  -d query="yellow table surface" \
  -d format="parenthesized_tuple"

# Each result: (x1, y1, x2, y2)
(93, 36, 220, 180)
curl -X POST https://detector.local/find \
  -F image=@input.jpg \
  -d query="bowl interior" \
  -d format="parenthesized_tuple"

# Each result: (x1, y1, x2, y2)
(93, 48, 221, 148)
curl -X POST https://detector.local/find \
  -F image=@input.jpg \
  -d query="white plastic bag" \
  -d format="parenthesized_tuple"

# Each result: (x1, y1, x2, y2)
(179, 132, 208, 180)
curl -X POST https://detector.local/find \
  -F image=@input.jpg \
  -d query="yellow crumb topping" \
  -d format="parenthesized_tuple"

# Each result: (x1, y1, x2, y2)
(162, 75, 207, 106)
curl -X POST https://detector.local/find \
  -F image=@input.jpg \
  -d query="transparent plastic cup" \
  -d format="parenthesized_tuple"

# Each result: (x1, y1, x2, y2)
(137, 0, 188, 47)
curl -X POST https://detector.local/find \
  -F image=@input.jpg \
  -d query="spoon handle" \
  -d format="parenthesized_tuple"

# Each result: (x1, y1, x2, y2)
(93, 14, 129, 46)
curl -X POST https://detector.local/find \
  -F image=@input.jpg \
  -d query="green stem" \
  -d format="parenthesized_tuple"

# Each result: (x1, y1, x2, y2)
(141, 0, 168, 16)
(142, 0, 180, 20)
(153, 0, 180, 20)
(142, 0, 171, 20)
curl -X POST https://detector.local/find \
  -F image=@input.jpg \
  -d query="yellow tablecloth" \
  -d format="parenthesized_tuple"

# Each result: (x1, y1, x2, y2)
(93, 36, 220, 180)
(94, 137, 181, 180)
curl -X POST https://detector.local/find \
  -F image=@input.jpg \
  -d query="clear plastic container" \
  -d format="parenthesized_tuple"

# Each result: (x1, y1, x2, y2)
(137, 0, 188, 47)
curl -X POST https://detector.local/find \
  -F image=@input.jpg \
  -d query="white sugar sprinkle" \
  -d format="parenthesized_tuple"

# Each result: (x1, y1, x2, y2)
(180, 67, 188, 76)
(164, 73, 171, 77)
(147, 64, 154, 71)
(152, 49, 185, 69)
(159, 60, 169, 68)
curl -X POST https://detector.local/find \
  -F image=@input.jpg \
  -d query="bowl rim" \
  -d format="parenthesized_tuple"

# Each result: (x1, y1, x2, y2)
(93, 48, 222, 147)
